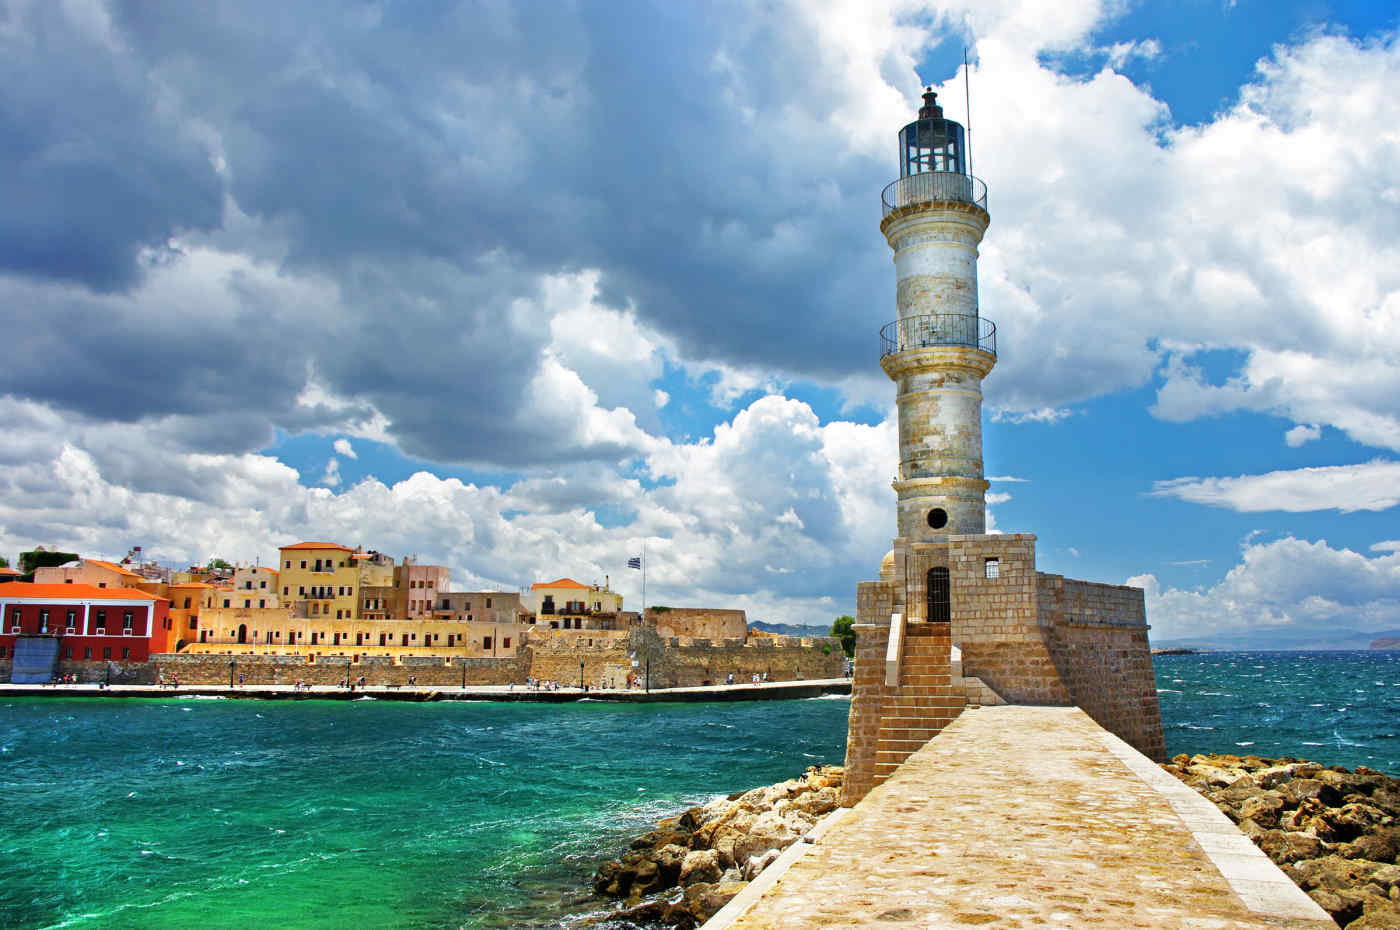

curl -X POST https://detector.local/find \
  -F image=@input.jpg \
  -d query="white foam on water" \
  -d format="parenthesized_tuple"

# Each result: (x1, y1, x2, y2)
(1236, 741, 1255, 747)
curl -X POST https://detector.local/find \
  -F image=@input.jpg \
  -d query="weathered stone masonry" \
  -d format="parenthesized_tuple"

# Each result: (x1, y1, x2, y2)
(843, 90, 1164, 804)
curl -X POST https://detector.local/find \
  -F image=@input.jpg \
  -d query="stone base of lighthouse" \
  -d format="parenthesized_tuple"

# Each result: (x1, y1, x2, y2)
(841, 532, 1166, 806)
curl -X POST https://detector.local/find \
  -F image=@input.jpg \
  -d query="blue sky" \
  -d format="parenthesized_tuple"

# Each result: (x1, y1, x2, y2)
(1, 0, 1397, 645)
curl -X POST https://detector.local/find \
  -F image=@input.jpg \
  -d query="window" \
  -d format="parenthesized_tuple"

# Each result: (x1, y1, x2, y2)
(260, 580, 267, 589)
(259, 600, 265, 608)
(300, 560, 307, 569)
(39, 609, 49, 631)
(190, 617, 198, 630)
(183, 597, 191, 609)
(96, 609, 106, 626)
(483, 637, 492, 649)
(223, 599, 230, 608)
(285, 560, 292, 569)
(485, 598, 492, 608)
(66, 609, 76, 628)
(103, 647, 112, 659)
(243, 599, 251, 608)
(502, 637, 511, 649)
(298, 586, 305, 596)
(98, 582, 107, 588)
(64, 647, 72, 659)
(122, 647, 130, 659)
(985, 558, 1000, 579)
(123, 611, 133, 629)
(84, 647, 92, 659)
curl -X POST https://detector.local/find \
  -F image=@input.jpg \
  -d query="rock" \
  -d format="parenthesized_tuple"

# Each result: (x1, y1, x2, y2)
(687, 880, 747, 921)
(1238, 793, 1286, 828)
(678, 806, 708, 832)
(1349, 902, 1400, 930)
(1281, 778, 1341, 807)
(678, 849, 722, 886)
(1338, 830, 1399, 863)
(1369, 864, 1400, 890)
(1288, 855, 1388, 892)
(1258, 830, 1324, 864)
(654, 844, 688, 885)
(628, 858, 664, 902)
(593, 859, 626, 896)
(743, 847, 782, 880)
(733, 811, 798, 865)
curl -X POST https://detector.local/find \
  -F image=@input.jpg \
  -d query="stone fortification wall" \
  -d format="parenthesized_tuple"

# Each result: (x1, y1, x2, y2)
(632, 628, 843, 689)
(152, 652, 525, 687)
(648, 608, 748, 641)
(841, 621, 892, 806)
(1039, 574, 1165, 760)
(524, 629, 632, 687)
(0, 658, 154, 684)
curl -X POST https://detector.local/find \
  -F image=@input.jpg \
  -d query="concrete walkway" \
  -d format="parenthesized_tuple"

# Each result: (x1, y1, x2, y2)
(709, 706, 1333, 930)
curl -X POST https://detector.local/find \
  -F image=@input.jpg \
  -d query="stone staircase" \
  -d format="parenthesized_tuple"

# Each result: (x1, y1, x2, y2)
(873, 621, 964, 785)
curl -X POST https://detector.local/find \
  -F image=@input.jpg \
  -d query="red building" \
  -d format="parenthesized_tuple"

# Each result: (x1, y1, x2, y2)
(0, 583, 169, 680)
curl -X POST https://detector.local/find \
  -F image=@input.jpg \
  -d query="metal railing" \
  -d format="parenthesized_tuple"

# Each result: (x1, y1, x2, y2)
(880, 313, 996, 358)
(881, 172, 988, 215)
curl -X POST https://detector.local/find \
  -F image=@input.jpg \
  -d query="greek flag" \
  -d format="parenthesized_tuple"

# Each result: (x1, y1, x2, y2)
(627, 556, 642, 570)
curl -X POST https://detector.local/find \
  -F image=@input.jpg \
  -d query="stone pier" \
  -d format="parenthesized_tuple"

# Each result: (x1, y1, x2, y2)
(705, 706, 1333, 929)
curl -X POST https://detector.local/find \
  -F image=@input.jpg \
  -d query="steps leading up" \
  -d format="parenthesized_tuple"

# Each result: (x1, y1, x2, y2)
(871, 622, 964, 785)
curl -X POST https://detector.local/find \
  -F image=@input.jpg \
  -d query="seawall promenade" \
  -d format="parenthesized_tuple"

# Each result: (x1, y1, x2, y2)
(0, 678, 850, 703)
(704, 705, 1334, 929)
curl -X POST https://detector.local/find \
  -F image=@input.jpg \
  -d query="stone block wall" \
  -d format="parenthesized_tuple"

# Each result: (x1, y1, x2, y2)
(841, 622, 891, 806)
(525, 629, 632, 687)
(1040, 575, 1165, 760)
(916, 534, 1070, 705)
(0, 658, 155, 684)
(624, 628, 843, 689)
(648, 608, 748, 641)
(152, 652, 525, 687)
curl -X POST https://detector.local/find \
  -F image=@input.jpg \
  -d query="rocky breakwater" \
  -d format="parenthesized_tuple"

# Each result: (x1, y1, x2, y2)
(1166, 753, 1400, 929)
(589, 765, 843, 928)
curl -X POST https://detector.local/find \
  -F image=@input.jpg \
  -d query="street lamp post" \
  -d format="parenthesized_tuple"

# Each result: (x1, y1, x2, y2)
(228, 659, 235, 689)
(578, 659, 585, 692)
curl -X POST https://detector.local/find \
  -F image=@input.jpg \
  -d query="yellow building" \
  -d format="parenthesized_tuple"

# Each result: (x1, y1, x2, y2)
(277, 542, 359, 620)
(528, 578, 623, 629)
(231, 565, 280, 608)
(183, 605, 530, 659)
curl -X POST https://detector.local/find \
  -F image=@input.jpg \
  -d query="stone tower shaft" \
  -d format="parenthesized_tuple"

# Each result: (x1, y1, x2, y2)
(879, 89, 995, 542)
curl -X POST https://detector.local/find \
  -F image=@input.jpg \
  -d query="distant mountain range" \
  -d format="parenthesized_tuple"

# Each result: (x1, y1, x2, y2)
(1153, 627, 1400, 652)
(750, 620, 833, 638)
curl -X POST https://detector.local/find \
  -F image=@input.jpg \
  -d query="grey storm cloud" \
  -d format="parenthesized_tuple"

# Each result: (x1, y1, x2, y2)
(0, 0, 899, 465)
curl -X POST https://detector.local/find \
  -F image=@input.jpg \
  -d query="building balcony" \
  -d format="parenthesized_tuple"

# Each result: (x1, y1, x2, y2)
(880, 313, 996, 358)
(881, 171, 988, 216)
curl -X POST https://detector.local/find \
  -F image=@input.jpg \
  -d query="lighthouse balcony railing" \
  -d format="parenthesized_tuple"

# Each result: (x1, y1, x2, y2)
(880, 313, 996, 358)
(881, 172, 988, 216)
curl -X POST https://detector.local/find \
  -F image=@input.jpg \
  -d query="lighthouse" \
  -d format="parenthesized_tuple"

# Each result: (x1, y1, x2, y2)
(842, 87, 1164, 805)
(879, 88, 995, 541)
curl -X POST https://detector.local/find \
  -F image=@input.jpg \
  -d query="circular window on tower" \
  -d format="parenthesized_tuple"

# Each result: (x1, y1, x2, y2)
(927, 508, 948, 529)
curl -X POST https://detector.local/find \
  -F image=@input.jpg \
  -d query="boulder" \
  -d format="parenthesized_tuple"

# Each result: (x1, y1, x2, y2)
(1238, 793, 1286, 829)
(1288, 855, 1389, 892)
(678, 849, 723, 886)
(654, 843, 688, 885)
(1258, 830, 1324, 864)
(1349, 902, 1400, 930)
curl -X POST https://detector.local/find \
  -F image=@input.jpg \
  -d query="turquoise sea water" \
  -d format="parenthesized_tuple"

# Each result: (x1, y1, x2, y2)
(0, 696, 850, 929)
(1155, 650, 1400, 773)
(3, 651, 1397, 929)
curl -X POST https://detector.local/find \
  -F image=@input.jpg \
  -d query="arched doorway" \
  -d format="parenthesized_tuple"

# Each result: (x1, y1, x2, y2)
(237, 624, 248, 644)
(927, 567, 950, 622)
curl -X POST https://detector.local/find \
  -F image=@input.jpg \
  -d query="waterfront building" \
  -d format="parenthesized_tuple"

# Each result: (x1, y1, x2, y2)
(0, 582, 168, 681)
(843, 90, 1164, 804)
(528, 578, 623, 629)
(431, 591, 526, 625)
(230, 565, 280, 608)
(397, 558, 449, 619)
(277, 542, 359, 620)
(33, 557, 145, 589)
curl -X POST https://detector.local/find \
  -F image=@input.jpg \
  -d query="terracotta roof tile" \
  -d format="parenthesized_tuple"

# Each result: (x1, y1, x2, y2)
(529, 578, 588, 590)
(0, 583, 161, 601)
(279, 542, 354, 552)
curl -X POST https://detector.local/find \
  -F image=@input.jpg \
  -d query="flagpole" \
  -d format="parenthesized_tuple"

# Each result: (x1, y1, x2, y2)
(641, 540, 647, 620)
